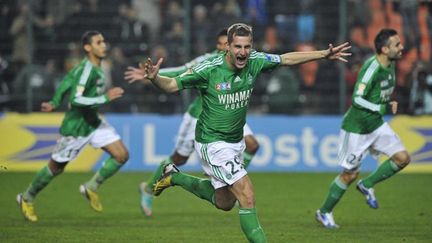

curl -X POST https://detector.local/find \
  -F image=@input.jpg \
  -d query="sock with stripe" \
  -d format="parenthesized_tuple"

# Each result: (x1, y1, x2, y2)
(85, 157, 123, 191)
(319, 175, 347, 213)
(23, 165, 55, 202)
(171, 172, 215, 204)
(239, 208, 267, 243)
(362, 159, 401, 188)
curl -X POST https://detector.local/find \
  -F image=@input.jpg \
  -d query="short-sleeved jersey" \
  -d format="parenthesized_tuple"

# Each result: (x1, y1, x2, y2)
(342, 55, 396, 134)
(160, 51, 220, 119)
(50, 58, 110, 137)
(175, 50, 281, 143)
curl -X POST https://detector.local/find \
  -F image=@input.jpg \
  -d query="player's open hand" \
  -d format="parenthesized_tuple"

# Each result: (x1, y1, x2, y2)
(106, 87, 124, 101)
(390, 101, 398, 114)
(125, 58, 164, 83)
(325, 42, 352, 62)
(41, 102, 54, 112)
(124, 66, 146, 84)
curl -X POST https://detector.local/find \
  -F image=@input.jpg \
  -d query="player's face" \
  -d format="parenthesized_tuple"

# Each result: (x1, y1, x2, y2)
(227, 34, 252, 69)
(216, 35, 228, 52)
(89, 34, 107, 59)
(385, 35, 403, 61)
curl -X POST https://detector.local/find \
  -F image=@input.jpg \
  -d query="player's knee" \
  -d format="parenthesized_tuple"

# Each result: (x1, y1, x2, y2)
(48, 161, 66, 176)
(172, 152, 189, 166)
(214, 197, 236, 211)
(114, 150, 129, 164)
(393, 151, 410, 168)
(340, 171, 359, 185)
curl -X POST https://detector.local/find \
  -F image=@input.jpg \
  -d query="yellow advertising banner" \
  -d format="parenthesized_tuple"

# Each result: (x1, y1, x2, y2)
(0, 113, 103, 172)
(388, 115, 432, 173)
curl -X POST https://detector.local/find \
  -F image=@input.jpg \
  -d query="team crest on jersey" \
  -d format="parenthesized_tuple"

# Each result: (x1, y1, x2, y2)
(76, 85, 85, 96)
(265, 54, 281, 63)
(216, 82, 231, 91)
(357, 83, 366, 95)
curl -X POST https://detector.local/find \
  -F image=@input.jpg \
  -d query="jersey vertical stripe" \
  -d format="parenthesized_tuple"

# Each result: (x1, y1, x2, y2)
(78, 60, 93, 86)
(361, 59, 379, 84)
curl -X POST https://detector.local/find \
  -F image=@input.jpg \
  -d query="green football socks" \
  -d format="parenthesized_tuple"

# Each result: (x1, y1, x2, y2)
(239, 208, 267, 243)
(85, 157, 123, 191)
(243, 151, 254, 169)
(320, 176, 347, 213)
(171, 172, 215, 204)
(145, 157, 173, 193)
(23, 165, 55, 202)
(362, 159, 400, 188)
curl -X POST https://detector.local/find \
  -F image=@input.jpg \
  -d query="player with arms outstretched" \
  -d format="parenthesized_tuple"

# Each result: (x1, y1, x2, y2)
(127, 23, 350, 242)
(133, 29, 260, 217)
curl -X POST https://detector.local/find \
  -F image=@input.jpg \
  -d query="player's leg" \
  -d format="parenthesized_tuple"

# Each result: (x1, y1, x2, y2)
(81, 122, 128, 211)
(153, 163, 216, 202)
(229, 175, 266, 242)
(359, 123, 410, 191)
(140, 113, 197, 215)
(17, 134, 85, 221)
(316, 130, 369, 228)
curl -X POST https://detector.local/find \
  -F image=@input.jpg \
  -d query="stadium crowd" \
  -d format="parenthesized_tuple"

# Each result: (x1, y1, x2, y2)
(0, 0, 431, 114)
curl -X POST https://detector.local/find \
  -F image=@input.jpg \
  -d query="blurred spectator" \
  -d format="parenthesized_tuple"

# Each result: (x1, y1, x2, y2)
(63, 42, 81, 72)
(9, 2, 32, 70)
(133, 0, 161, 45)
(259, 25, 282, 53)
(191, 4, 211, 56)
(409, 61, 432, 115)
(398, 0, 420, 52)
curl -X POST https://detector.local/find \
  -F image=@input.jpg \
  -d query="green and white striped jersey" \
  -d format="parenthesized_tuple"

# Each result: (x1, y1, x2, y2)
(159, 51, 220, 118)
(49, 58, 109, 137)
(342, 55, 396, 134)
(175, 50, 281, 143)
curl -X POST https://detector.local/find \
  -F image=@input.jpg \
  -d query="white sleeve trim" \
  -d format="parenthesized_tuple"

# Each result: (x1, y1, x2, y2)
(354, 96, 381, 112)
(78, 61, 93, 85)
(74, 95, 107, 106)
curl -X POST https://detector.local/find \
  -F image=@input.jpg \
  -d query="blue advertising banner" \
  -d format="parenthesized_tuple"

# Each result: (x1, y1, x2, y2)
(98, 114, 376, 172)
(2, 113, 431, 173)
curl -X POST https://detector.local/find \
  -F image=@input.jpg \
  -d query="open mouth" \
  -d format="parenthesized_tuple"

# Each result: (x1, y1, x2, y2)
(236, 56, 247, 66)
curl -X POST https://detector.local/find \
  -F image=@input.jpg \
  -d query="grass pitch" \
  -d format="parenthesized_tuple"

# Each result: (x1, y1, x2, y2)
(0, 172, 431, 242)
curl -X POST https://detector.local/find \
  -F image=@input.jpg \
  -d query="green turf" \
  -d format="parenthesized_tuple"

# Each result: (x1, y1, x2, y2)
(0, 172, 431, 242)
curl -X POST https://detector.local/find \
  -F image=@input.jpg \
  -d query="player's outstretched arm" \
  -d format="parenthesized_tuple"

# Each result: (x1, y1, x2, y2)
(280, 42, 351, 65)
(125, 58, 179, 93)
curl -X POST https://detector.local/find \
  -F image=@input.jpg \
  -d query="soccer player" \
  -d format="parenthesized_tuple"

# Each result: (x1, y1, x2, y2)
(137, 29, 260, 217)
(126, 23, 350, 242)
(16, 31, 129, 222)
(315, 28, 411, 229)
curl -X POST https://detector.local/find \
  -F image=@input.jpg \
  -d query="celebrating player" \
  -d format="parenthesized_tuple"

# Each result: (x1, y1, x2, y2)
(131, 29, 260, 217)
(315, 28, 410, 229)
(126, 23, 350, 242)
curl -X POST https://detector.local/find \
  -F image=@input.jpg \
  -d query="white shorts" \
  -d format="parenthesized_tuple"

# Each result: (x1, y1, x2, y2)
(175, 112, 255, 157)
(52, 120, 120, 162)
(194, 140, 248, 189)
(338, 123, 406, 171)
(175, 112, 198, 157)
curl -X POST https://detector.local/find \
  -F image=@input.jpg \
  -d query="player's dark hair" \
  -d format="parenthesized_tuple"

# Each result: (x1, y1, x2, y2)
(227, 23, 252, 43)
(374, 28, 398, 54)
(81, 30, 101, 48)
(217, 28, 228, 38)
